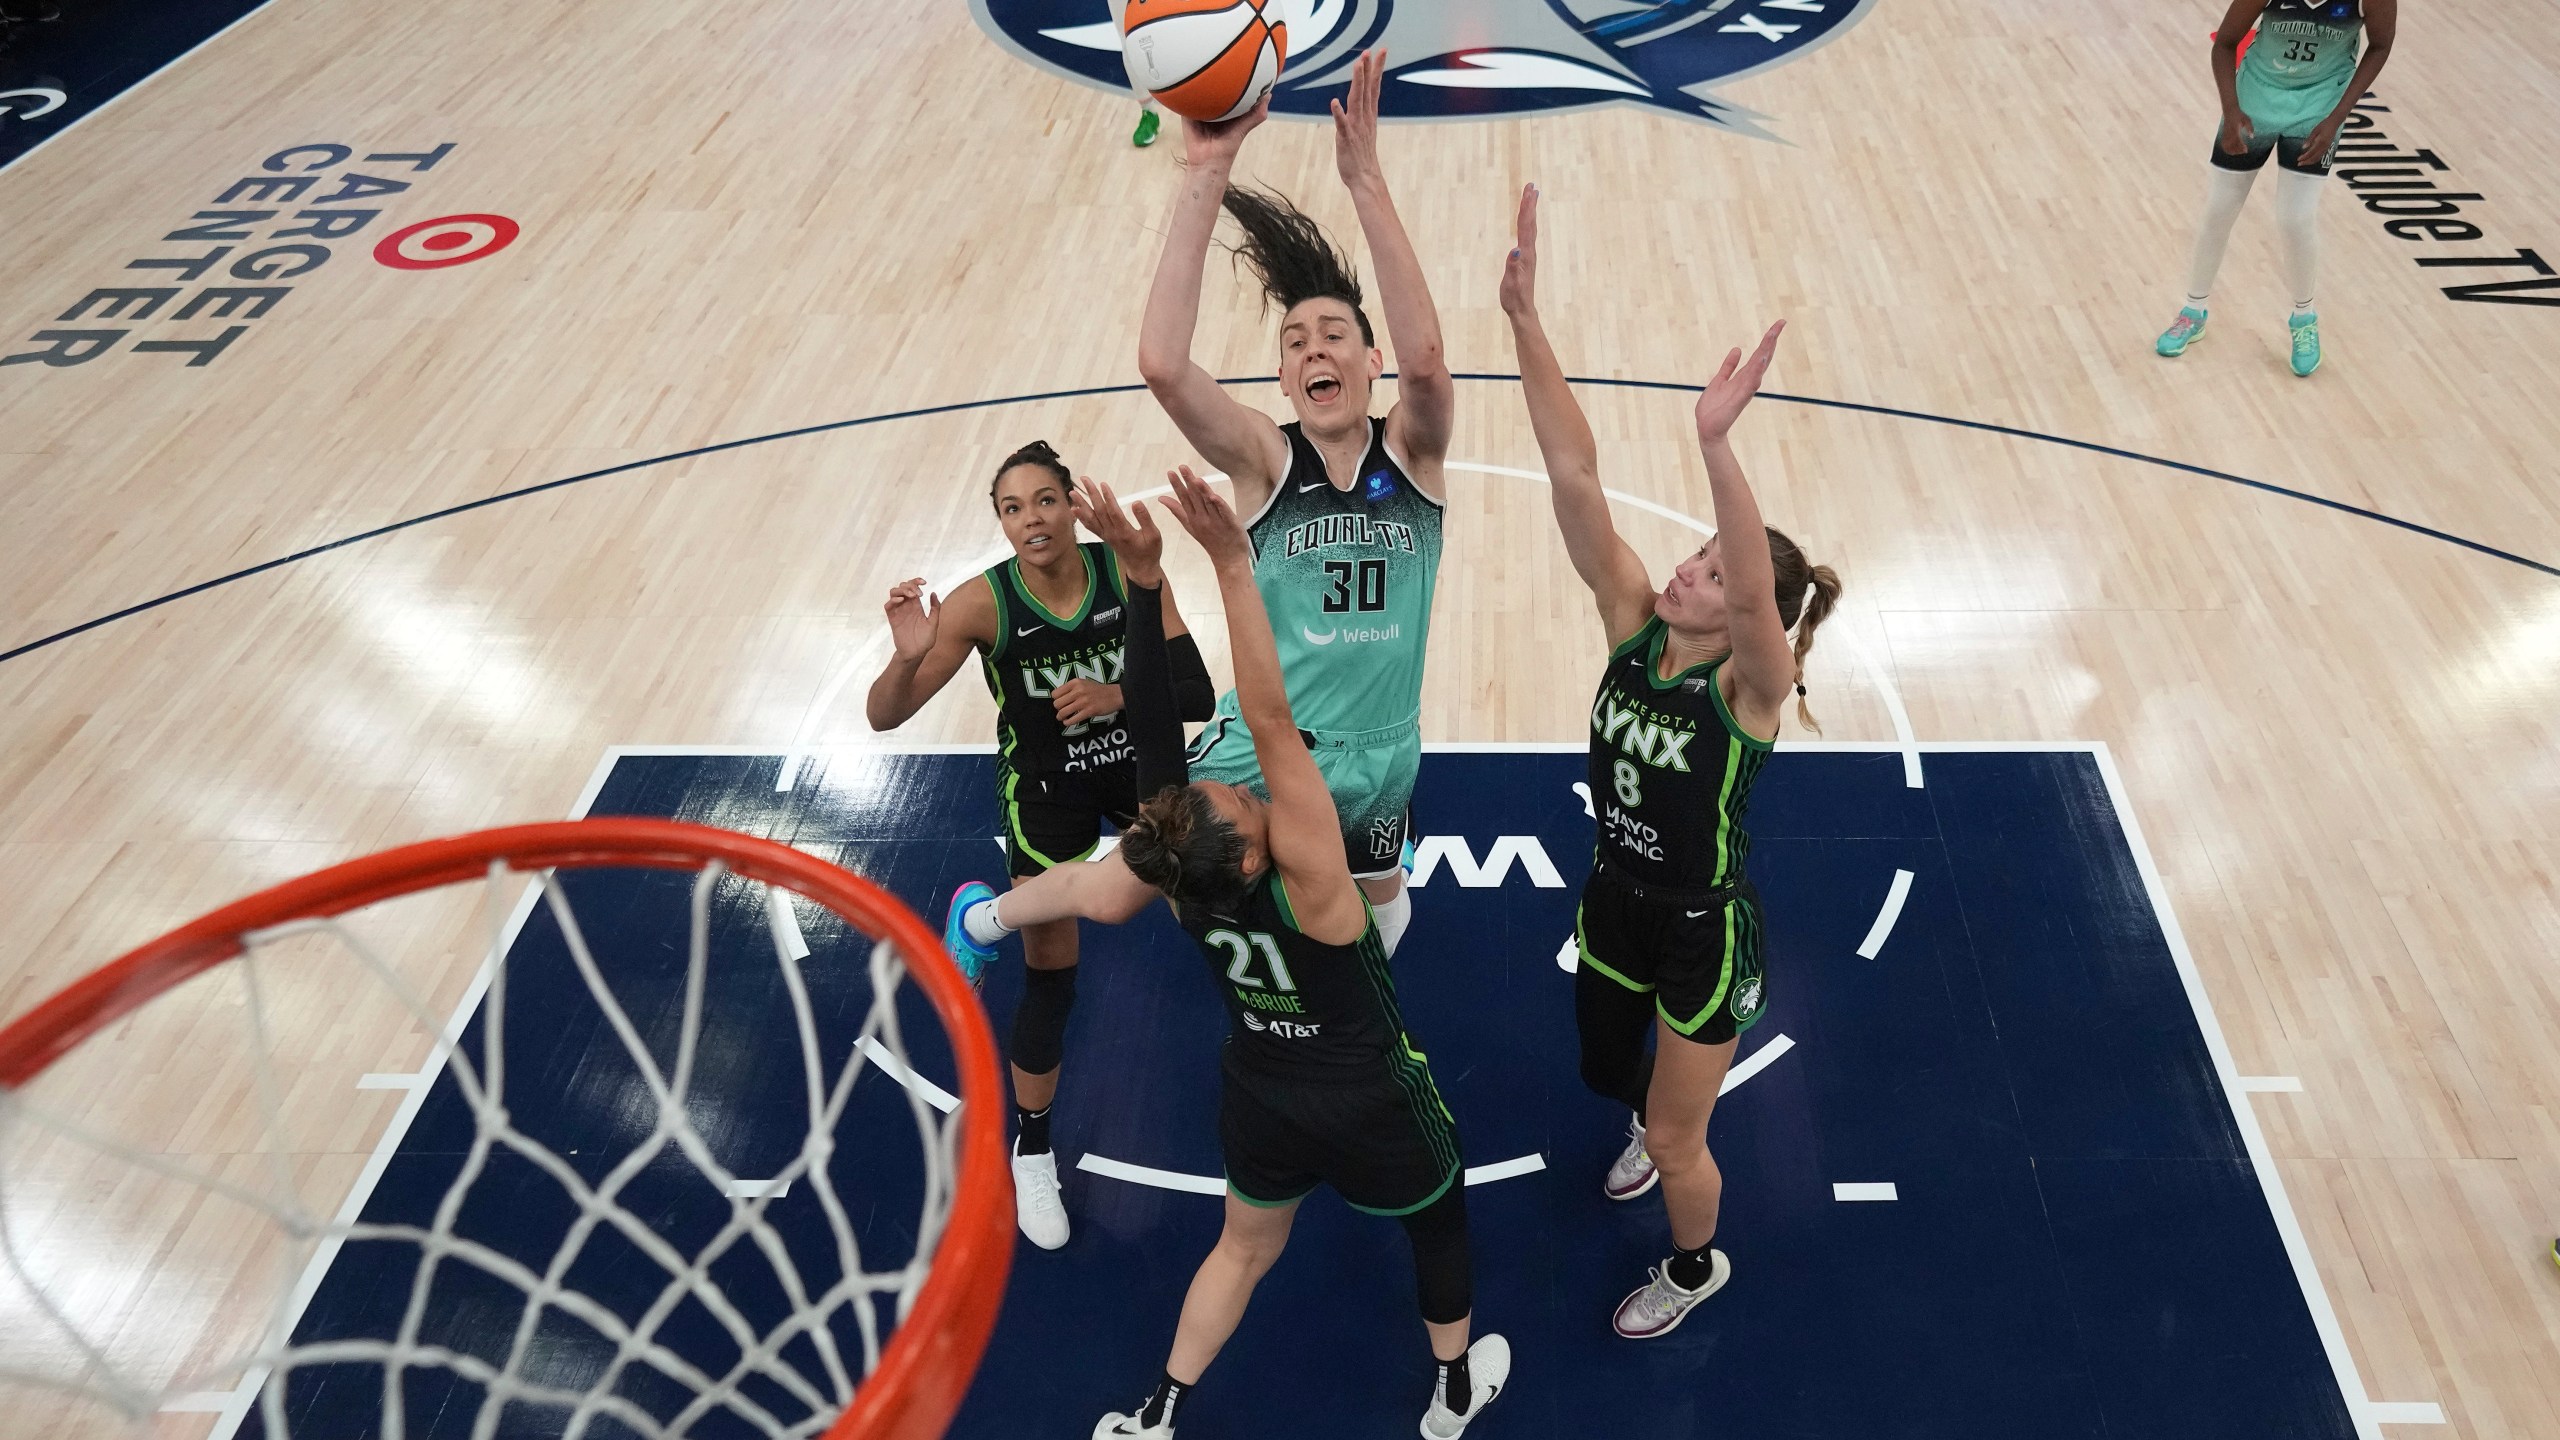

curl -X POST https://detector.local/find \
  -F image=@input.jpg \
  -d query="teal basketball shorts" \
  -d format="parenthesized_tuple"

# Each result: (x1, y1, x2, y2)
(1185, 715, 1420, 880)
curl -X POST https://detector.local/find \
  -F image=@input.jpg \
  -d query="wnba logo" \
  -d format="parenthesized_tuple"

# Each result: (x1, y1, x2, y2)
(971, 0, 1878, 131)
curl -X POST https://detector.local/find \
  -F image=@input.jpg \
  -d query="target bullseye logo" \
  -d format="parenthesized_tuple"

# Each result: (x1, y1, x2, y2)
(375, 214, 520, 270)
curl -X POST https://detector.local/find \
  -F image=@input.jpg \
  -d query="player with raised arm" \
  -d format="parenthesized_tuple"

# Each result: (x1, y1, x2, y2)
(867, 440, 1215, 1250)
(1502, 186, 1841, 1338)
(945, 50, 1455, 973)
(1075, 466, 1503, 1440)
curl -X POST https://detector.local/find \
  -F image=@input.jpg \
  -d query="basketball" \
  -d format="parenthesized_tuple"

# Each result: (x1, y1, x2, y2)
(1122, 0, 1289, 123)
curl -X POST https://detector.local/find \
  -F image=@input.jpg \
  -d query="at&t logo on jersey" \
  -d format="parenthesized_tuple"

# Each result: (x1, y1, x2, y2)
(972, 0, 1879, 133)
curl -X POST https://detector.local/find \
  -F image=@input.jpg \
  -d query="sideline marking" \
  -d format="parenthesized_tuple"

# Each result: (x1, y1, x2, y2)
(1075, 1151, 1551, 1197)
(723, 1178, 792, 1200)
(1833, 1182, 1898, 1202)
(856, 1036, 959, 1115)
(1855, 869, 1916, 959)
(1719, 1032, 1795, 1096)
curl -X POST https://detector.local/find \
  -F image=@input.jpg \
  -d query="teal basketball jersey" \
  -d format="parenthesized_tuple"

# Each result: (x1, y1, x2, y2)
(1226, 417, 1444, 738)
(2237, 0, 2362, 134)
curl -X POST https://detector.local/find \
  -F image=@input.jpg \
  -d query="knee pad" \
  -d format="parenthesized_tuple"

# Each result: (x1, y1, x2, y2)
(1399, 1185, 1474, 1326)
(1009, 963, 1078, 1075)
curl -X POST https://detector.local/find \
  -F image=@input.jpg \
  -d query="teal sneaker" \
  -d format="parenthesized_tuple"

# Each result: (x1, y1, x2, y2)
(1132, 106, 1160, 148)
(943, 881, 999, 987)
(2289, 311, 2321, 376)
(2155, 306, 2208, 357)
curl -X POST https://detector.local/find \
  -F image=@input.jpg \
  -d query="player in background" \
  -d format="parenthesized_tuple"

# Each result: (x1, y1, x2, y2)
(950, 50, 1454, 968)
(868, 440, 1215, 1250)
(2155, 0, 2397, 376)
(1502, 185, 1841, 1338)
(1079, 467, 1506, 1440)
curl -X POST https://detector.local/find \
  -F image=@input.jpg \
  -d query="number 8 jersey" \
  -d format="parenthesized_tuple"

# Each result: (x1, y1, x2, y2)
(1587, 615, 1774, 893)
(1240, 418, 1445, 737)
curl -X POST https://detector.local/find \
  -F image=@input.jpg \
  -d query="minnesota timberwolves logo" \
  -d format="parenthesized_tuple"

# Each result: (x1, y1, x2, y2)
(972, 0, 1878, 132)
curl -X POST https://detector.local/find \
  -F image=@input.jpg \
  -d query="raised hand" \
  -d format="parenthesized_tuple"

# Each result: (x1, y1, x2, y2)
(1331, 49, 1386, 187)
(1070, 476, 1165, 586)
(1694, 321, 1786, 445)
(1499, 182, 1540, 317)
(1159, 464, 1251, 568)
(1184, 93, 1271, 168)
(883, 579, 939, 660)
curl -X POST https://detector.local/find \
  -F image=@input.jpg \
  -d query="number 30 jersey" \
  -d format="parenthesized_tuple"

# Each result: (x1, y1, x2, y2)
(1236, 418, 1444, 738)
(1587, 616, 1774, 893)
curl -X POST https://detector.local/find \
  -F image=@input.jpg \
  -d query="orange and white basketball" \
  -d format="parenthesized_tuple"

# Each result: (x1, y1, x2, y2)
(1121, 0, 1289, 124)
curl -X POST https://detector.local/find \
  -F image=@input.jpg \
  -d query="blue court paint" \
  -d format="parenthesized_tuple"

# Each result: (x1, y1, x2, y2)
(250, 746, 2359, 1439)
(0, 0, 277, 169)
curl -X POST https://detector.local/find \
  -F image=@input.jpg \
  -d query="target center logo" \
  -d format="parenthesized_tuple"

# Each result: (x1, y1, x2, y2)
(376, 214, 521, 270)
(972, 0, 1877, 132)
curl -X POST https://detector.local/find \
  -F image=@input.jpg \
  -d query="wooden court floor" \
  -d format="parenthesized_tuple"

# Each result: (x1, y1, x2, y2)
(1, 0, 2555, 1435)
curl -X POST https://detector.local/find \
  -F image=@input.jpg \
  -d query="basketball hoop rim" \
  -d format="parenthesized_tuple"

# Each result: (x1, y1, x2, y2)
(0, 817, 1011, 1440)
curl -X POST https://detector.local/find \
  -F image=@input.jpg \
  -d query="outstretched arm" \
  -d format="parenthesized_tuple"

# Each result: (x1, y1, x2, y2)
(1138, 101, 1292, 513)
(1334, 50, 1452, 481)
(1695, 323, 1798, 731)
(1500, 184, 1655, 646)
(1158, 468, 1367, 944)
(866, 577, 992, 730)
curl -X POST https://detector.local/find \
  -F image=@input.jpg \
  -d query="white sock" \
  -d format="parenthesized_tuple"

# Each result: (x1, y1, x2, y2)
(2274, 166, 2324, 313)
(1372, 887, 1412, 957)
(963, 898, 1014, 947)
(2183, 165, 2261, 307)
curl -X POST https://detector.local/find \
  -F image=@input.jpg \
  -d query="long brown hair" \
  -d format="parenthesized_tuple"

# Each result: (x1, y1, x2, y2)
(1764, 526, 1842, 732)
(1119, 784, 1253, 910)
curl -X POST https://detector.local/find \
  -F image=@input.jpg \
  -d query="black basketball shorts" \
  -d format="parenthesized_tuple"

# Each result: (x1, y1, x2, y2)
(1219, 1054, 1462, 1217)
(1574, 864, 1769, 1046)
(999, 762, 1140, 879)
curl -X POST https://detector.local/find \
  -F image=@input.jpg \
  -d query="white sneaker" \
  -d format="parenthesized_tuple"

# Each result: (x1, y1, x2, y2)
(1093, 1413, 1171, 1439)
(1418, 1333, 1510, 1439)
(1603, 1117, 1656, 1201)
(1611, 1252, 1730, 1339)
(1013, 1143, 1069, 1250)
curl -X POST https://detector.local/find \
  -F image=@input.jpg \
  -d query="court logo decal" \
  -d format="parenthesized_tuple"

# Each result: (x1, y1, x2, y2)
(0, 88, 68, 122)
(971, 0, 1879, 132)
(375, 214, 521, 270)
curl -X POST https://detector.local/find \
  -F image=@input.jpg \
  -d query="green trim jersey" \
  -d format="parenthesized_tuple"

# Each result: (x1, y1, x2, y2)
(1231, 418, 1444, 738)
(2238, 0, 2363, 133)
(1587, 616, 1775, 893)
(976, 542, 1133, 779)
(1179, 872, 1443, 1108)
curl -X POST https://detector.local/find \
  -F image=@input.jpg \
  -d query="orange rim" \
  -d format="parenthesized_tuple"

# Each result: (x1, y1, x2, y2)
(0, 818, 1010, 1440)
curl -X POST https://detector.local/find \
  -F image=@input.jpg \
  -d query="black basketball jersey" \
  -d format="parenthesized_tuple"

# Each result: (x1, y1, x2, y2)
(978, 542, 1132, 778)
(1179, 871, 1424, 1083)
(1586, 616, 1774, 893)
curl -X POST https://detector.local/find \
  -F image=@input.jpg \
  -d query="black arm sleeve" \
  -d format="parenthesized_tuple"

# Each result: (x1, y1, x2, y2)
(1123, 580, 1190, 799)
(1165, 633, 1216, 723)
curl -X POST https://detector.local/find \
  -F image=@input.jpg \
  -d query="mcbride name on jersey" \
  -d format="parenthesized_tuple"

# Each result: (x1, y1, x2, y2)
(1238, 418, 1445, 737)
(979, 542, 1134, 777)
(1180, 874, 1412, 1079)
(1587, 617, 1773, 894)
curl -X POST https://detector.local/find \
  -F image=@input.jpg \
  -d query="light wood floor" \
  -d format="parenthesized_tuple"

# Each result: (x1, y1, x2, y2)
(2, 0, 2556, 1434)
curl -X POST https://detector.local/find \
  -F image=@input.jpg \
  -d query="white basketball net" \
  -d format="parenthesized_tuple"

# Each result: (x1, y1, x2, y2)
(0, 859, 961, 1439)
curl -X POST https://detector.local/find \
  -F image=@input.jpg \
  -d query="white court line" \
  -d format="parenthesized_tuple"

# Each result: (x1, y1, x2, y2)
(2240, 1076, 2306, 1093)
(2091, 744, 2390, 1440)
(1832, 1182, 1898, 1202)
(355, 1072, 422, 1090)
(767, 889, 812, 962)
(1076, 1151, 1551, 1197)
(1855, 869, 1917, 959)
(1442, 462, 1923, 788)
(2364, 1401, 2447, 1426)
(1719, 1032, 1795, 1095)
(723, 1178, 792, 1200)
(856, 1035, 959, 1114)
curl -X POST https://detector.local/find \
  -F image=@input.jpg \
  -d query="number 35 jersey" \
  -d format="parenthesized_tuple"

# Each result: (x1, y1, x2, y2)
(1587, 616, 1774, 894)
(1238, 417, 1444, 738)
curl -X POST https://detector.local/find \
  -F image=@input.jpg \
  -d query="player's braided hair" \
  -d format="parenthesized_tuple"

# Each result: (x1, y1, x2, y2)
(1764, 526, 1842, 733)
(1220, 185, 1374, 346)
(1120, 784, 1253, 910)
(990, 439, 1071, 509)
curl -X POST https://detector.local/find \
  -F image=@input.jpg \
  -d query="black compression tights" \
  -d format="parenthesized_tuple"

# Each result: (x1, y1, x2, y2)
(1575, 962, 1655, 1124)
(1398, 1181, 1474, 1327)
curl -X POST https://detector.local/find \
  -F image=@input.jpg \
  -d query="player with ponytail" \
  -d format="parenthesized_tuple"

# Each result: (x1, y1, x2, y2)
(1501, 185, 1841, 1339)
